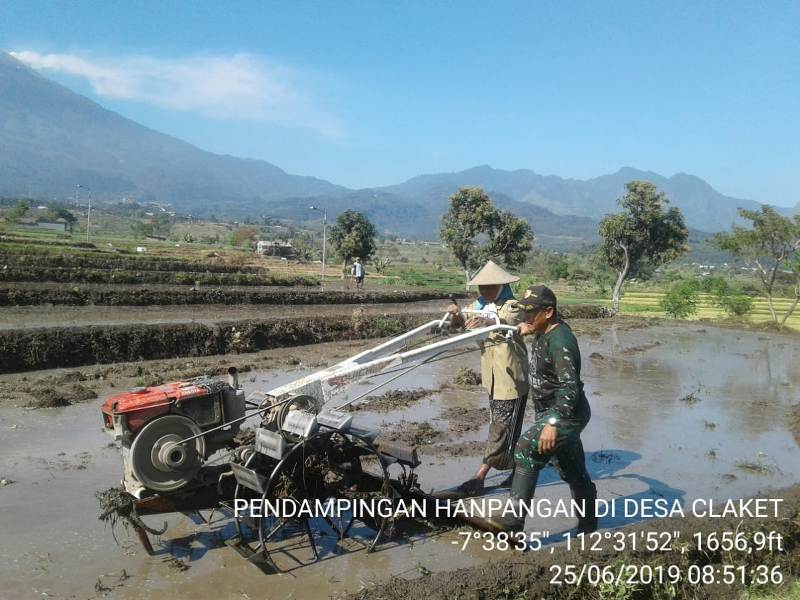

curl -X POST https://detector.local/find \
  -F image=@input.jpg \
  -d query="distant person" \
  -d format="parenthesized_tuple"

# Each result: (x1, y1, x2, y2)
(484, 285, 597, 534)
(447, 260, 529, 494)
(351, 257, 365, 289)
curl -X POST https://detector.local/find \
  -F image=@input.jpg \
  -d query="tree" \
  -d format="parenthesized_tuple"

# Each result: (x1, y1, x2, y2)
(661, 279, 698, 318)
(714, 206, 800, 328)
(698, 275, 753, 318)
(10, 199, 29, 221)
(440, 187, 533, 288)
(372, 257, 391, 274)
(230, 226, 258, 247)
(598, 181, 688, 313)
(328, 210, 377, 277)
(44, 204, 78, 232)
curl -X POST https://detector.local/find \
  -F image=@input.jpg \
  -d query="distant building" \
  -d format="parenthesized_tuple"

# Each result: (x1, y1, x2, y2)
(256, 240, 294, 257)
(18, 219, 68, 232)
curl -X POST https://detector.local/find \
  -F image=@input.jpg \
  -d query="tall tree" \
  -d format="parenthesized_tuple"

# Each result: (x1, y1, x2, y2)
(714, 206, 800, 328)
(598, 181, 688, 313)
(440, 187, 533, 288)
(329, 210, 377, 276)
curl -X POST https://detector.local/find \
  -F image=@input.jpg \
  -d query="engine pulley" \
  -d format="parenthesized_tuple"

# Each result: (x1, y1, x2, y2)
(128, 414, 206, 492)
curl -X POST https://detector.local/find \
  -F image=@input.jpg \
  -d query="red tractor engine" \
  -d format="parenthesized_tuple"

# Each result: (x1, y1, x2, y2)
(101, 372, 245, 496)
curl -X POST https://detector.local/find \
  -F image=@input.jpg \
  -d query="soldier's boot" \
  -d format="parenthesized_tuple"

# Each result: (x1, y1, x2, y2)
(498, 466, 515, 488)
(572, 482, 598, 535)
(483, 469, 538, 532)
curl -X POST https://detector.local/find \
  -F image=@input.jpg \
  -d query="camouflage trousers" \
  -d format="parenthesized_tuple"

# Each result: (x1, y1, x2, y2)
(513, 410, 595, 500)
(483, 395, 528, 470)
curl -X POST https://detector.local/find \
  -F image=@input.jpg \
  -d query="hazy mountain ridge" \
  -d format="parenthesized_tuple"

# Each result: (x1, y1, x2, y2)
(0, 52, 345, 207)
(0, 51, 779, 242)
(381, 165, 765, 232)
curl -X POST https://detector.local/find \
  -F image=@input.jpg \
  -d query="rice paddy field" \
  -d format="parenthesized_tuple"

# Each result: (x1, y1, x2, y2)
(571, 291, 800, 332)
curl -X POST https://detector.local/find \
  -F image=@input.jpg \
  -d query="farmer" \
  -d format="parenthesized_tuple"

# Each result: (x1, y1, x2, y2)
(351, 257, 365, 289)
(448, 260, 529, 494)
(484, 285, 597, 534)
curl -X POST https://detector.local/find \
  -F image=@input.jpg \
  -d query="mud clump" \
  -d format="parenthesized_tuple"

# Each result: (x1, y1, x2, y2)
(27, 382, 97, 408)
(590, 450, 621, 464)
(621, 341, 662, 355)
(439, 406, 488, 434)
(346, 388, 437, 412)
(790, 403, 800, 447)
(428, 440, 484, 458)
(679, 389, 702, 405)
(589, 351, 605, 360)
(383, 420, 447, 446)
(164, 557, 190, 572)
(451, 367, 481, 387)
(96, 486, 167, 539)
(1, 478, 15, 486)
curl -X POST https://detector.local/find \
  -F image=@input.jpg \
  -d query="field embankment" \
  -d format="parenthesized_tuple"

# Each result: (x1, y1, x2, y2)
(0, 285, 463, 307)
(0, 313, 434, 373)
(0, 303, 607, 373)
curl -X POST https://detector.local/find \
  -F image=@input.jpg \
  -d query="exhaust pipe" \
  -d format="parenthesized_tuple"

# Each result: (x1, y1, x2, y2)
(227, 367, 239, 389)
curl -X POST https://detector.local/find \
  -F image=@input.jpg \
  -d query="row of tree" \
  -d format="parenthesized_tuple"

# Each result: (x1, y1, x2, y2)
(437, 181, 799, 328)
(312, 182, 799, 328)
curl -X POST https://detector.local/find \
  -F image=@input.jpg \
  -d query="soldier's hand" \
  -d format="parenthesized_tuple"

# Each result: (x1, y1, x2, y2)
(538, 424, 557, 454)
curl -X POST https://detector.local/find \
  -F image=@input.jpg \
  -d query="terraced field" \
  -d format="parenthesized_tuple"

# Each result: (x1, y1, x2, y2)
(617, 291, 800, 331)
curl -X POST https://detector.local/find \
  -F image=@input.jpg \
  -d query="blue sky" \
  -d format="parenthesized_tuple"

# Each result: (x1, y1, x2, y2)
(1, 1, 798, 206)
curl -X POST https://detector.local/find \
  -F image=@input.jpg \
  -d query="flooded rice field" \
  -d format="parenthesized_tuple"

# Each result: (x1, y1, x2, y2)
(1, 318, 798, 599)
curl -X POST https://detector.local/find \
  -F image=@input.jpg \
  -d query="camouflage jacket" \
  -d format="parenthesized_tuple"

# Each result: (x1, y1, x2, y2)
(528, 320, 589, 422)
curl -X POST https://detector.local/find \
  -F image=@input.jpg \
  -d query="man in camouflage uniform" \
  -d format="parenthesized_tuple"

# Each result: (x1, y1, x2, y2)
(448, 261, 529, 494)
(485, 284, 597, 533)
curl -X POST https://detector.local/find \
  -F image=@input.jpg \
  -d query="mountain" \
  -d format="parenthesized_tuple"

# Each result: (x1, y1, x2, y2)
(381, 165, 763, 232)
(0, 52, 345, 212)
(0, 51, 773, 242)
(263, 190, 600, 249)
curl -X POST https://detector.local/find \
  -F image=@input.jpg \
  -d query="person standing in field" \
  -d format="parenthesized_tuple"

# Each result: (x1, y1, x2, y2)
(448, 260, 529, 494)
(351, 257, 365, 289)
(484, 285, 597, 534)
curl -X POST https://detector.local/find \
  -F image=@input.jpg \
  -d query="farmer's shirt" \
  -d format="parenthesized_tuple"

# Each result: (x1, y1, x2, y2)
(353, 263, 364, 277)
(528, 320, 589, 423)
(473, 286, 528, 400)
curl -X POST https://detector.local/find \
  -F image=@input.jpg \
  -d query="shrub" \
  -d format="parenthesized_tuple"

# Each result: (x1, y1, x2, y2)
(700, 275, 753, 317)
(661, 279, 698, 318)
(718, 294, 753, 317)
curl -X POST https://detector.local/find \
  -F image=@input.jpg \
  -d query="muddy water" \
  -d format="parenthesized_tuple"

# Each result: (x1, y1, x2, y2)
(1, 320, 799, 599)
(0, 300, 447, 330)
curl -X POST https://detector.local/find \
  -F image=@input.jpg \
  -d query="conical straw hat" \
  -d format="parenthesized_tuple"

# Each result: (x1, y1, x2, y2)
(467, 260, 520, 286)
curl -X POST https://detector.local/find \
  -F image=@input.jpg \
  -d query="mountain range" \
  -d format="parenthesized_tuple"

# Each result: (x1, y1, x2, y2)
(0, 51, 784, 246)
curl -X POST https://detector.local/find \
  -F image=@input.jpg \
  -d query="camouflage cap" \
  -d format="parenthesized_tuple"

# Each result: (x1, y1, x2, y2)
(519, 285, 557, 310)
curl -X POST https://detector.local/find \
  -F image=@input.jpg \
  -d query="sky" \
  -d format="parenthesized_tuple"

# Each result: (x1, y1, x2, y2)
(1, 1, 798, 206)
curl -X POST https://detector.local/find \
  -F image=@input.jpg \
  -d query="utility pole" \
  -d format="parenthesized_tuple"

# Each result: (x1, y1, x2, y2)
(309, 206, 327, 290)
(86, 189, 92, 243)
(77, 184, 91, 242)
